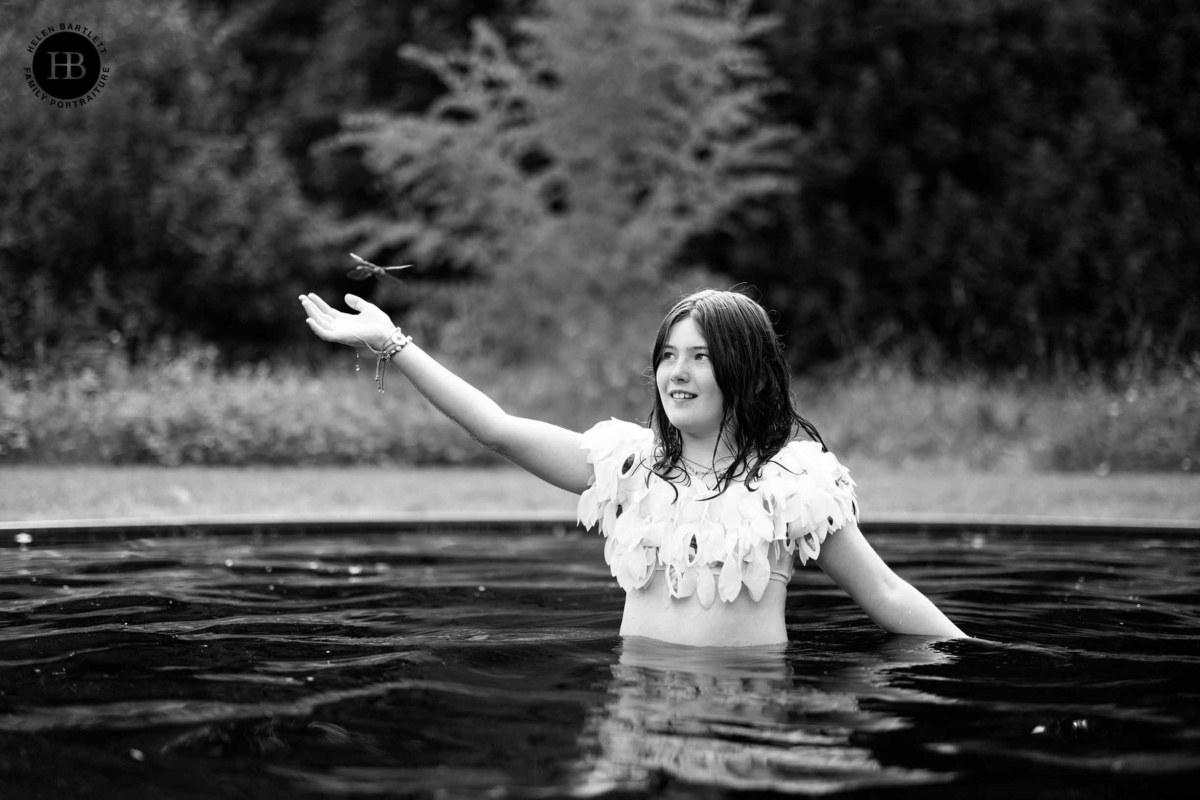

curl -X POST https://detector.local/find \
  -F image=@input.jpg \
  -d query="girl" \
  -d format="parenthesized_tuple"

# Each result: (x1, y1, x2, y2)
(298, 288, 965, 646)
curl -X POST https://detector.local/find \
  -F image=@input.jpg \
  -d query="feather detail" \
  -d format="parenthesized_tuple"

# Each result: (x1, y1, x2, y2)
(696, 568, 716, 609)
(667, 564, 698, 599)
(742, 549, 771, 602)
(611, 544, 656, 591)
(768, 440, 859, 565)
(579, 420, 858, 602)
(718, 559, 742, 603)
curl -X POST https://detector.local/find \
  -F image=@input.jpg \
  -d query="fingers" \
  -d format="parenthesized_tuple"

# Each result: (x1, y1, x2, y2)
(304, 317, 332, 340)
(299, 292, 390, 349)
(299, 295, 342, 343)
(300, 293, 373, 319)
(298, 294, 320, 318)
(304, 293, 341, 317)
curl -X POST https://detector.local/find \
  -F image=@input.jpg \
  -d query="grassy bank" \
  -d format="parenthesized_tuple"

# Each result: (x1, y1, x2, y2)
(2, 351, 1198, 474)
(0, 350, 647, 468)
(3, 463, 1199, 523)
(802, 361, 1200, 474)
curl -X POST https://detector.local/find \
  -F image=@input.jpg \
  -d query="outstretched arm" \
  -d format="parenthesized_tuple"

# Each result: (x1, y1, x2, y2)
(300, 293, 593, 494)
(814, 520, 967, 638)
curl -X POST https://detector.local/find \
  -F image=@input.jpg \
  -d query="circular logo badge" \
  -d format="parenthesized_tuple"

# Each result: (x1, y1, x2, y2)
(30, 31, 103, 101)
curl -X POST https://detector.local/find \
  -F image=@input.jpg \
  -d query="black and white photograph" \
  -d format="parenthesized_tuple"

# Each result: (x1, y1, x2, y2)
(2, 1, 1198, 797)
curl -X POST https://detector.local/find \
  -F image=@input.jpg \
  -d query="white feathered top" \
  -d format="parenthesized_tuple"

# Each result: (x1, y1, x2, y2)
(577, 419, 858, 606)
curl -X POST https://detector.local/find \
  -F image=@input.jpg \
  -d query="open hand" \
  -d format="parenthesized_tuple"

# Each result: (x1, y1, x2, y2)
(299, 293, 395, 352)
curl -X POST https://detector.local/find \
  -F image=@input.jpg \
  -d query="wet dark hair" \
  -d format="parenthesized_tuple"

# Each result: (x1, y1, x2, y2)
(648, 288, 825, 494)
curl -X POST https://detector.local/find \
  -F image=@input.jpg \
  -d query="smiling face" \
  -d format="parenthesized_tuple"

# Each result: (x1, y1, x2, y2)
(654, 315, 727, 447)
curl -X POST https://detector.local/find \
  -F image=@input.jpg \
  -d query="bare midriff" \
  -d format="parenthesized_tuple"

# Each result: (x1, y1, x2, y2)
(618, 571, 789, 647)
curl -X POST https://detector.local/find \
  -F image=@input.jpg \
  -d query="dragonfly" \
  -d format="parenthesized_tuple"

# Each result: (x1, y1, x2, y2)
(346, 253, 414, 285)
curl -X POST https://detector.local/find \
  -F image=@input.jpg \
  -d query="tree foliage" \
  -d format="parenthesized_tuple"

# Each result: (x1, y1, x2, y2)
(0, 0, 329, 369)
(724, 0, 1200, 372)
(335, 0, 793, 367)
(0, 0, 1197, 378)
(0, 0, 526, 371)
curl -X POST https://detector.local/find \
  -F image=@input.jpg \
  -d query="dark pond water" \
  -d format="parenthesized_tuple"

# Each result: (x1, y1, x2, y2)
(1, 527, 1198, 798)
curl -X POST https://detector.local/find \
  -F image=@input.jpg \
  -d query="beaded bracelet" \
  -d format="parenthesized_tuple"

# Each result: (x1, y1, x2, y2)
(373, 328, 413, 393)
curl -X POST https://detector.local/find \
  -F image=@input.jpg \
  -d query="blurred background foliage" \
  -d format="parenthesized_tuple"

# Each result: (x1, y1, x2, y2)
(0, 0, 1197, 471)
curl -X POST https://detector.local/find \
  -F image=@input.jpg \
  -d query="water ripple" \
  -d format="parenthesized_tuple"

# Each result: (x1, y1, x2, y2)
(0, 530, 1197, 798)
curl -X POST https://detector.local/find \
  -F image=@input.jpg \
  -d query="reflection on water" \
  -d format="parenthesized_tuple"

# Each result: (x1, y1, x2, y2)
(574, 636, 955, 795)
(0, 529, 1198, 798)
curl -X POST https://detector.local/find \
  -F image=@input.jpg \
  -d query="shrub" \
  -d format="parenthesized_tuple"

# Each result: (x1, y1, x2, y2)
(3, 351, 1195, 473)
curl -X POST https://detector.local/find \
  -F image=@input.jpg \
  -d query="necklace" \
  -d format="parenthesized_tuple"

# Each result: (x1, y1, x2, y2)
(678, 455, 728, 477)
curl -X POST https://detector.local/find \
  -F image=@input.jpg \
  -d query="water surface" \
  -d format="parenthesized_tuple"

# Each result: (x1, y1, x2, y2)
(1, 528, 1197, 798)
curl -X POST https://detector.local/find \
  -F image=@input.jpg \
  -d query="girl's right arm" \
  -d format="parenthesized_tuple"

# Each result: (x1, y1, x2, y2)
(300, 292, 594, 495)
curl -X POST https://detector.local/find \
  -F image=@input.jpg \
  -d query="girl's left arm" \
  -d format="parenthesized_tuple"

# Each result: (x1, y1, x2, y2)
(813, 520, 968, 638)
